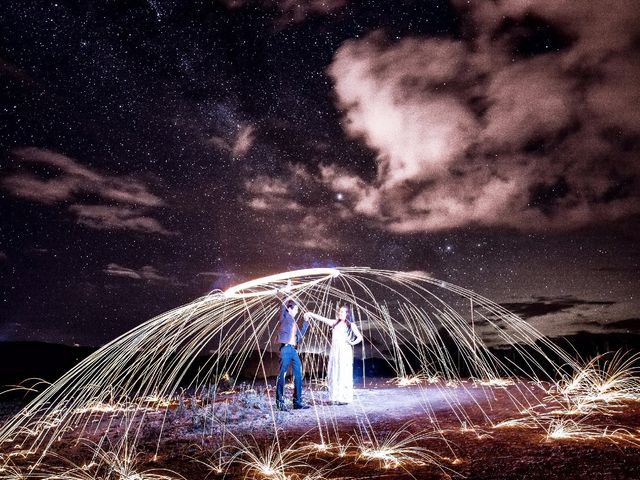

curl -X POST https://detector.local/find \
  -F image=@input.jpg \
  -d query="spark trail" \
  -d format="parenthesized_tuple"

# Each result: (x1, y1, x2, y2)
(1, 267, 631, 475)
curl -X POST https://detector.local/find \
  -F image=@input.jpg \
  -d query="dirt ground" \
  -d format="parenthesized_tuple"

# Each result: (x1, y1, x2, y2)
(3, 379, 640, 479)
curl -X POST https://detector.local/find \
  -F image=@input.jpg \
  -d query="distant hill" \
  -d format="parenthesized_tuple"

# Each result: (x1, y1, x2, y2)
(549, 330, 640, 358)
(0, 342, 95, 388)
(1, 332, 639, 396)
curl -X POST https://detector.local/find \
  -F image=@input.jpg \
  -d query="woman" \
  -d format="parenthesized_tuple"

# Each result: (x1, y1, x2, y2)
(305, 305, 363, 404)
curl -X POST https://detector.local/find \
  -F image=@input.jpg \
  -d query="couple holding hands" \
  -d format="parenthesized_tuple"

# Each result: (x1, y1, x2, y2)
(275, 284, 363, 411)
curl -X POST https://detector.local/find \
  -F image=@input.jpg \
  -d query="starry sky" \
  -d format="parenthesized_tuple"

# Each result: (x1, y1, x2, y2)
(1, 0, 639, 347)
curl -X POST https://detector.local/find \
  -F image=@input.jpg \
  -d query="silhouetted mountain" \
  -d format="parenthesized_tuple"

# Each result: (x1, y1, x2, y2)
(0, 342, 95, 397)
(1, 331, 639, 398)
(549, 330, 640, 358)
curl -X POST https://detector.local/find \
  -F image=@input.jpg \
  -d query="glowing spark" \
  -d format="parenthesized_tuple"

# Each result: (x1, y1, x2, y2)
(493, 418, 538, 429)
(354, 421, 450, 474)
(547, 351, 640, 415)
(223, 267, 340, 299)
(542, 419, 639, 443)
(387, 373, 436, 387)
(477, 378, 514, 387)
(225, 433, 316, 480)
(0, 266, 597, 466)
(307, 442, 329, 452)
(40, 436, 185, 480)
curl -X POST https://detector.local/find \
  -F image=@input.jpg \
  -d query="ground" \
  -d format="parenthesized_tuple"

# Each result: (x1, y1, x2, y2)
(2, 379, 640, 479)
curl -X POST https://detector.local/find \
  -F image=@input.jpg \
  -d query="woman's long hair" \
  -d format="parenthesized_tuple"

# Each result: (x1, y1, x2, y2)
(333, 304, 353, 328)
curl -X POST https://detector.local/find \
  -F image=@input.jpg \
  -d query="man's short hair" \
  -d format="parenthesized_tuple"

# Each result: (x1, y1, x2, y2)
(285, 300, 298, 310)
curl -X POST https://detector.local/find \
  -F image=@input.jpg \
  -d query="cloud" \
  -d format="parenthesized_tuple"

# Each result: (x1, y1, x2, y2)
(207, 124, 255, 158)
(103, 263, 171, 282)
(2, 147, 172, 235)
(69, 205, 175, 235)
(500, 296, 615, 320)
(330, 35, 478, 184)
(3, 147, 163, 206)
(316, 2, 640, 232)
(602, 318, 640, 331)
(0, 251, 7, 262)
(2, 172, 79, 204)
(244, 170, 306, 212)
(244, 164, 344, 251)
(278, 214, 340, 251)
(232, 125, 255, 157)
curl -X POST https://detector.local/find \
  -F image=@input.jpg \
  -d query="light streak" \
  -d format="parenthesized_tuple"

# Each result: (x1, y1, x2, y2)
(492, 417, 539, 429)
(223, 268, 340, 299)
(0, 378, 52, 399)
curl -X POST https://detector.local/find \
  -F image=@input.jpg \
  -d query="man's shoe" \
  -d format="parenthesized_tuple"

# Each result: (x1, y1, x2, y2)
(293, 403, 310, 410)
(276, 402, 289, 411)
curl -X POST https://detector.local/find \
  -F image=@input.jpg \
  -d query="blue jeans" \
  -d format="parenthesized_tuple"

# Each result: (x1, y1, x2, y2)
(276, 344, 303, 406)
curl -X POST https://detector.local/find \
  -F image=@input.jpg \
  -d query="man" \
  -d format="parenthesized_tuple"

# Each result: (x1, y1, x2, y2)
(275, 292, 310, 411)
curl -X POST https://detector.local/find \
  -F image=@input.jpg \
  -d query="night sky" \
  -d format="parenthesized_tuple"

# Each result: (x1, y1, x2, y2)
(1, 0, 638, 347)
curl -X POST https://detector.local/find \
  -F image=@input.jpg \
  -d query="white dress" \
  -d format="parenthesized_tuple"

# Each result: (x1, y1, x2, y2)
(327, 322, 360, 403)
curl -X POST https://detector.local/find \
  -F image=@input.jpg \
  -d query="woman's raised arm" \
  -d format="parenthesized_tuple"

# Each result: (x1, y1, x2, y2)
(305, 312, 335, 326)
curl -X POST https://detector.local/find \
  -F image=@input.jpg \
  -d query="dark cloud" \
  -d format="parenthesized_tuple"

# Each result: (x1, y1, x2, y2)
(491, 12, 576, 59)
(501, 296, 615, 319)
(551, 330, 640, 356)
(602, 318, 640, 331)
